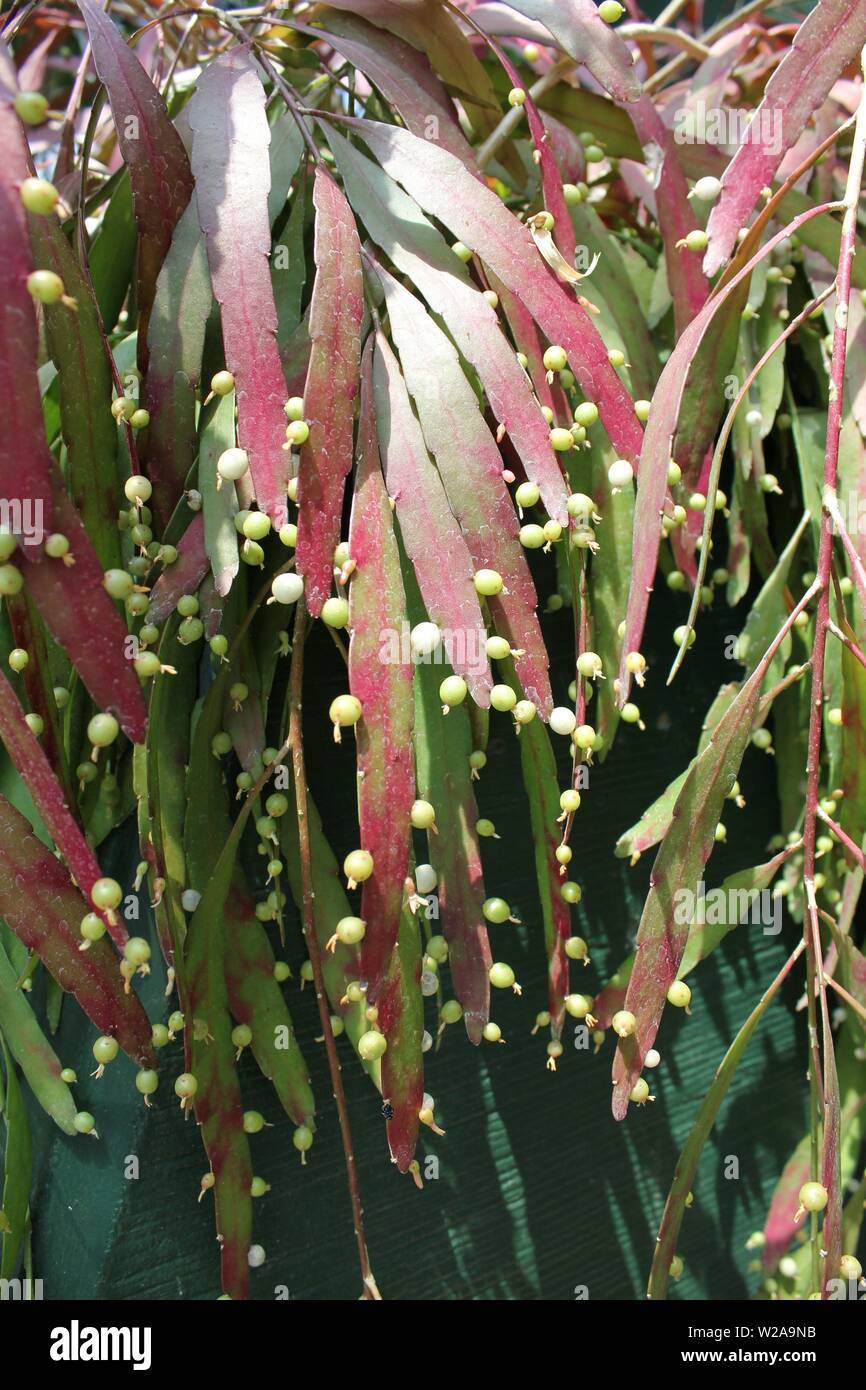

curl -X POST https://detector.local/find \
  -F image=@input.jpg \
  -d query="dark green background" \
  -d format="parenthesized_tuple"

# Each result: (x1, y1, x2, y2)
(25, 580, 809, 1302)
(11, 0, 819, 1304)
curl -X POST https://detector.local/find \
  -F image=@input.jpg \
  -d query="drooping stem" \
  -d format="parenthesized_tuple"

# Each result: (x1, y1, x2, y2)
(800, 46, 866, 1297)
(287, 600, 381, 1302)
(477, 57, 572, 170)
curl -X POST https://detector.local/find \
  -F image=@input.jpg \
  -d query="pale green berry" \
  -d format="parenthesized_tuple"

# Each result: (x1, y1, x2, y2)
(217, 447, 249, 482)
(330, 694, 362, 727)
(175, 1073, 198, 1100)
(440, 675, 468, 708)
(440, 999, 463, 1026)
(60, 1068, 77, 1084)
(27, 269, 64, 303)
(515, 481, 540, 508)
(344, 849, 373, 883)
(565, 936, 588, 961)
(271, 573, 304, 604)
(667, 980, 691, 1008)
(279, 523, 298, 548)
(563, 183, 583, 206)
(507, 87, 526, 107)
(358, 1030, 387, 1061)
(336, 916, 366, 945)
(14, 91, 49, 124)
(451, 241, 473, 262)
(44, 532, 70, 559)
(549, 707, 576, 737)
(0, 563, 24, 596)
(520, 524, 546, 549)
(286, 420, 309, 446)
(211, 370, 235, 396)
(573, 402, 599, 427)
(549, 427, 573, 452)
(608, 459, 633, 489)
(124, 937, 151, 967)
(93, 1035, 119, 1065)
(490, 684, 517, 712)
(136, 1069, 159, 1097)
(243, 512, 271, 542)
(486, 635, 511, 661)
(598, 1, 624, 22)
(514, 699, 536, 725)
(608, 349, 625, 368)
(73, 1111, 96, 1135)
(543, 345, 568, 373)
(565, 993, 593, 1018)
(20, 175, 59, 214)
(411, 799, 436, 830)
(80, 912, 106, 942)
(612, 1010, 636, 1038)
(667, 461, 682, 486)
(91, 877, 122, 911)
(681, 229, 708, 252)
(630, 1078, 651, 1104)
(88, 712, 120, 749)
(8, 648, 29, 672)
(483, 897, 511, 924)
(474, 568, 503, 596)
(476, 818, 497, 837)
(321, 597, 349, 628)
(673, 626, 696, 649)
(560, 789, 581, 813)
(489, 962, 516, 990)
(293, 1124, 314, 1155)
(692, 176, 722, 203)
(798, 1181, 828, 1213)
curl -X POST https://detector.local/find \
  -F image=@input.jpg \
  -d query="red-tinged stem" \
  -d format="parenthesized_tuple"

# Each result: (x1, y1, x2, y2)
(559, 555, 589, 853)
(827, 617, 866, 672)
(476, 58, 573, 171)
(201, 4, 323, 165)
(668, 285, 834, 684)
(287, 599, 381, 1302)
(824, 492, 866, 618)
(817, 807, 866, 872)
(52, 41, 93, 185)
(801, 49, 866, 1298)
(825, 974, 866, 1028)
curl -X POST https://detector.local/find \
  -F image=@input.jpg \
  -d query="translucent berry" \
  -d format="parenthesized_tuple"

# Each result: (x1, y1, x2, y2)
(474, 568, 503, 597)
(27, 269, 65, 303)
(411, 799, 436, 830)
(358, 1030, 387, 1061)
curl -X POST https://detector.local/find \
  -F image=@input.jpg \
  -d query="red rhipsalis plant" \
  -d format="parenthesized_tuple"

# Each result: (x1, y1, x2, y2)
(1, 0, 866, 1303)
